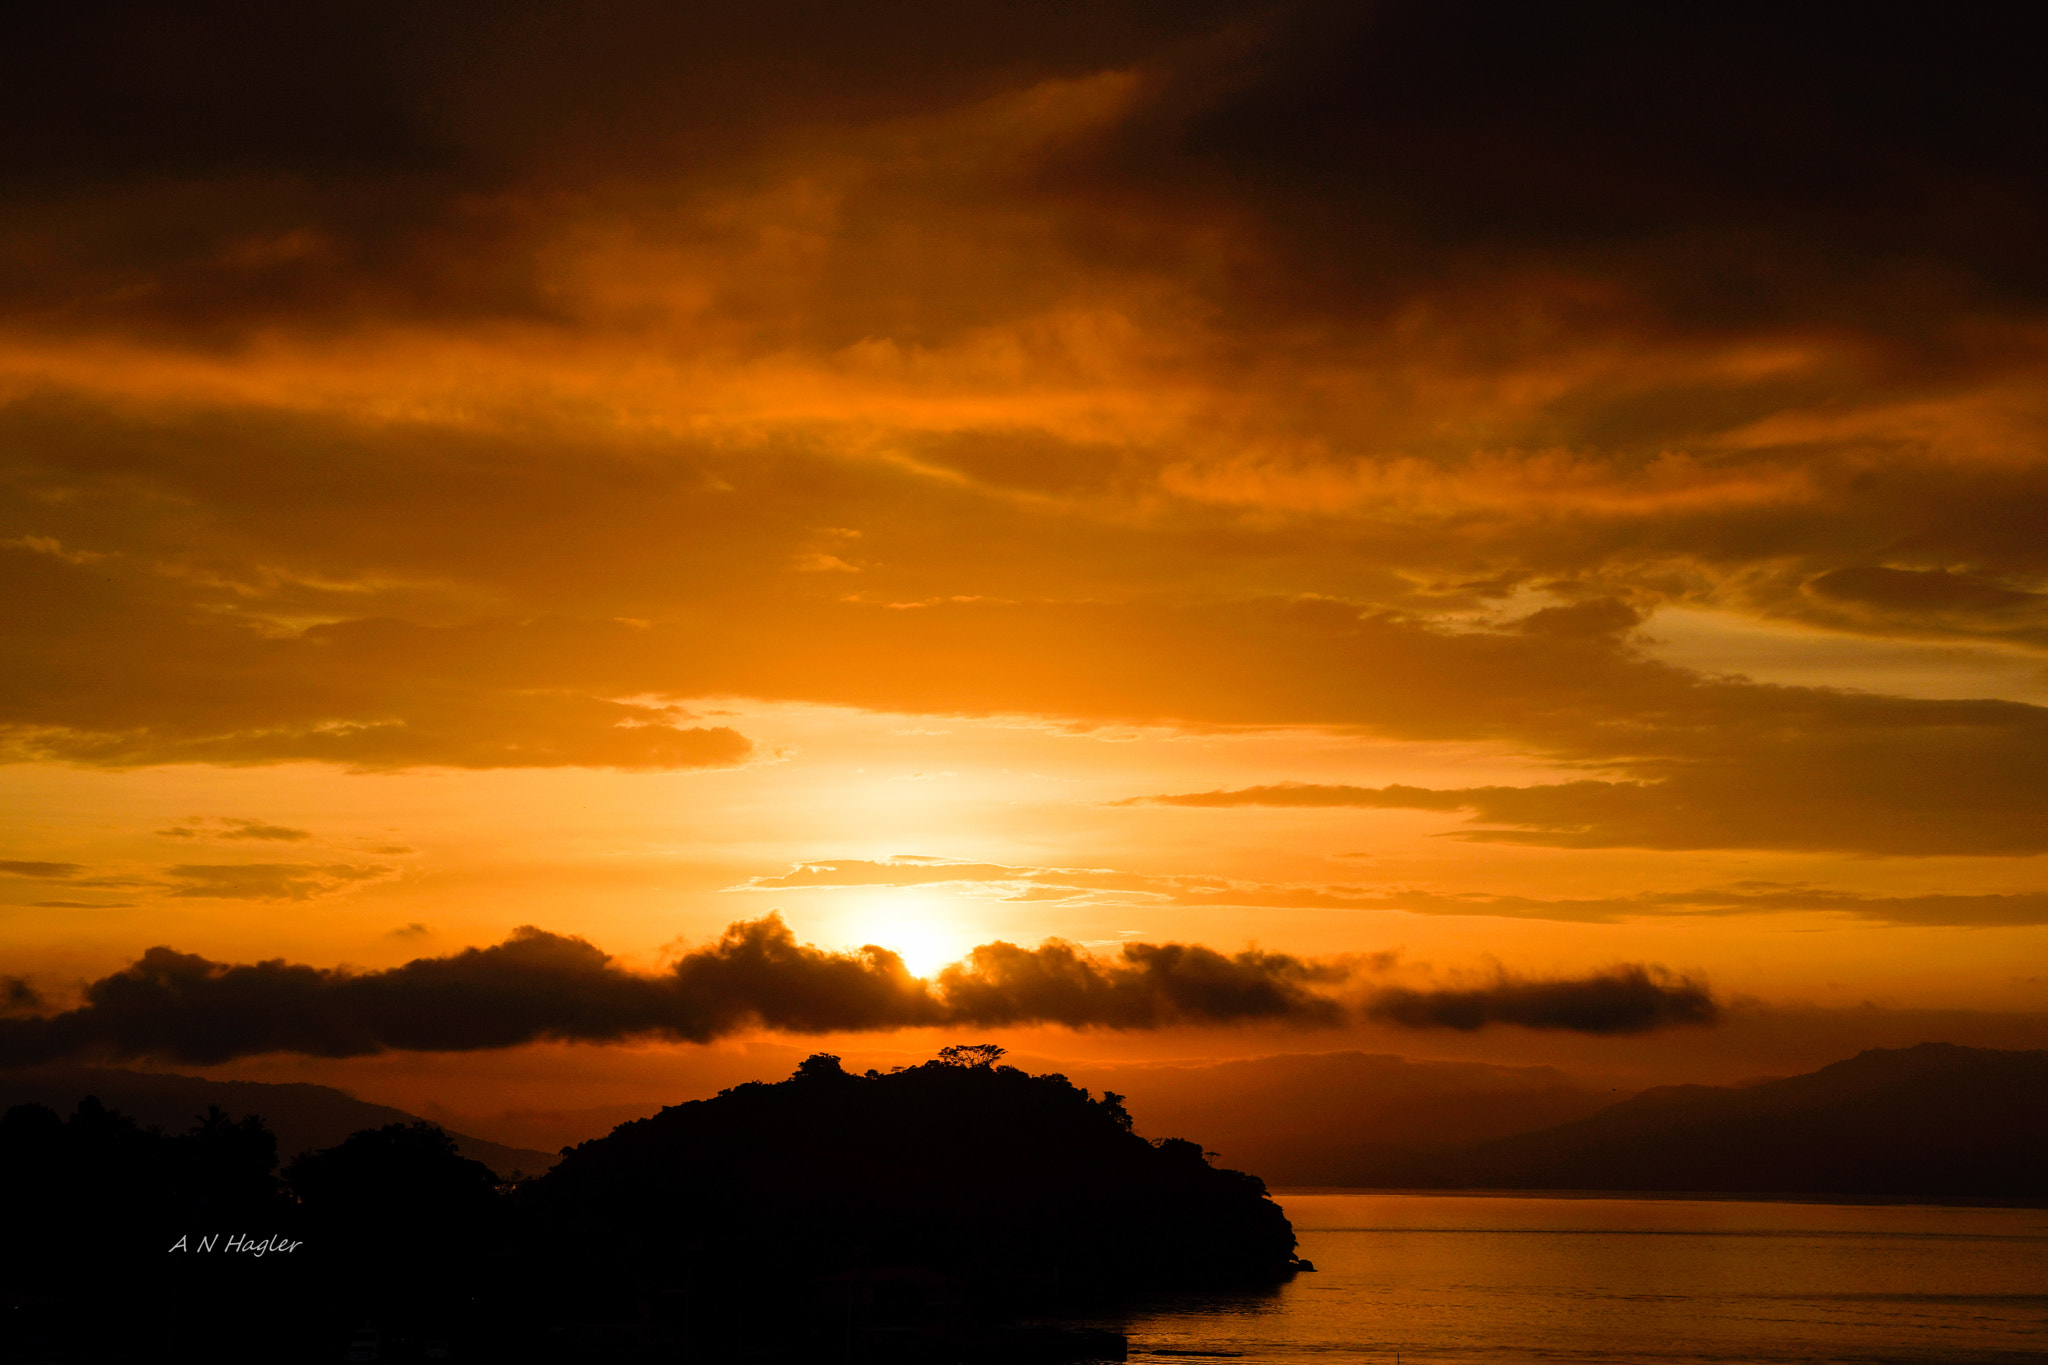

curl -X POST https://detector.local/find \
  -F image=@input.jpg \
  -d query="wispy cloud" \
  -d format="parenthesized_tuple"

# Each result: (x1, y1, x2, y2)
(737, 858, 2048, 927)
(0, 861, 85, 879)
(156, 817, 314, 842)
(164, 863, 391, 901)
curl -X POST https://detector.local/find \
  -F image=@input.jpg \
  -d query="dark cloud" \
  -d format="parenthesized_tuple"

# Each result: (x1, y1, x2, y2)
(6, 1, 2045, 344)
(1078, 2, 2048, 337)
(1364, 967, 1718, 1036)
(0, 916, 1714, 1066)
(0, 0, 1214, 339)
(0, 861, 82, 878)
(1791, 567, 2048, 649)
(1810, 567, 2047, 617)
(1516, 599, 1644, 639)
(933, 939, 1347, 1030)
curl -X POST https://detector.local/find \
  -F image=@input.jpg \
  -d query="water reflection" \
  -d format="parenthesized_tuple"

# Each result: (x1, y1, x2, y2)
(1098, 1194, 2048, 1365)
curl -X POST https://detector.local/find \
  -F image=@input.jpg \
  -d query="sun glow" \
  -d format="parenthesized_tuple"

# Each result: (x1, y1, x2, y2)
(842, 897, 976, 979)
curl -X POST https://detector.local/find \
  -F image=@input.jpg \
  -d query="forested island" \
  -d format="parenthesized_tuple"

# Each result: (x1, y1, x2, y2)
(0, 1045, 1301, 1362)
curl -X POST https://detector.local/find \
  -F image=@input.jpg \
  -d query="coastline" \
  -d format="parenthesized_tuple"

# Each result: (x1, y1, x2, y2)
(1270, 1186, 2048, 1209)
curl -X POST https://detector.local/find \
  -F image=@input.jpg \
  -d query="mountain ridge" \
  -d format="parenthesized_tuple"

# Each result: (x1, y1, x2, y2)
(0, 1065, 559, 1177)
(1371, 1043, 2048, 1199)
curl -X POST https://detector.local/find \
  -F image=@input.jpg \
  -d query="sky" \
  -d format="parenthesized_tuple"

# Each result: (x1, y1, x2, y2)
(4, 0, 2047, 1128)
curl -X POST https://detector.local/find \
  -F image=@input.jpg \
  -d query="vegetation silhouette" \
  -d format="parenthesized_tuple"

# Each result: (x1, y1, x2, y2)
(1, 1094, 309, 1361)
(511, 1045, 1302, 1358)
(287, 1119, 501, 1232)
(0, 1046, 1299, 1362)
(0, 1064, 555, 1174)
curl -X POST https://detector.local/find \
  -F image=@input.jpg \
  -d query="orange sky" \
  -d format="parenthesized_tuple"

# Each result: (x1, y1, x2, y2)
(4, 1, 2046, 1124)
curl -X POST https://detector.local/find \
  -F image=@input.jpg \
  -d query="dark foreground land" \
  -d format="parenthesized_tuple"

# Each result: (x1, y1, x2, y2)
(0, 1046, 1300, 1363)
(0, 1065, 556, 1176)
(8, 1040, 2041, 1361)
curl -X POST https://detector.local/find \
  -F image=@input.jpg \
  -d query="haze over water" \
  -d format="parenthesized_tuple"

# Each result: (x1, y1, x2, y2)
(1108, 1195, 2048, 1365)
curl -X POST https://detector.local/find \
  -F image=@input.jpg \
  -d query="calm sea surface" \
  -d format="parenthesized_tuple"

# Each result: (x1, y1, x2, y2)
(1096, 1194, 2048, 1365)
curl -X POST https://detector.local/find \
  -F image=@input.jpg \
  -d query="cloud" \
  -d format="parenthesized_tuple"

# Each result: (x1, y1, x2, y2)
(8, 1, 2043, 365)
(0, 0, 2043, 878)
(1348, 887, 2048, 929)
(1516, 599, 1645, 639)
(0, 916, 1715, 1066)
(1, 527, 768, 770)
(1808, 567, 2048, 619)
(27, 901, 136, 910)
(738, 857, 2048, 928)
(1117, 700, 2048, 857)
(932, 939, 1349, 1030)
(21, 539, 2042, 857)
(737, 857, 1234, 904)
(1123, 783, 1473, 812)
(742, 859, 1128, 892)
(718, 602, 2048, 857)
(1364, 966, 1718, 1035)
(157, 817, 314, 842)
(164, 863, 390, 901)
(1788, 566, 2048, 650)
(1603, 886, 2048, 929)
(0, 861, 83, 878)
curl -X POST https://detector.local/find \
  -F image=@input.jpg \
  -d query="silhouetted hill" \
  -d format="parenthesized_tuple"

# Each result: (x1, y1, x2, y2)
(1376, 1044, 2048, 1198)
(0, 1065, 556, 1177)
(518, 1046, 1301, 1351)
(1066, 1050, 1616, 1186)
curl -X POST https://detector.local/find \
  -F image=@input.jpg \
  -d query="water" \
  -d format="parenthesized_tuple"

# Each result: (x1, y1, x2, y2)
(1106, 1194, 2048, 1365)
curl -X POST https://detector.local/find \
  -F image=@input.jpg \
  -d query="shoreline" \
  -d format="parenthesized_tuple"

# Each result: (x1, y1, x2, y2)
(1269, 1187, 2048, 1210)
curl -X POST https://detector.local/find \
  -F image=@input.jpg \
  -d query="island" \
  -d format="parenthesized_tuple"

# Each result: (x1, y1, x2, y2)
(514, 1045, 1304, 1358)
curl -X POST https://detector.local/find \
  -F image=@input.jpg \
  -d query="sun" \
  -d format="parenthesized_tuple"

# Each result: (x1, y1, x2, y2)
(875, 924, 960, 979)
(841, 897, 974, 979)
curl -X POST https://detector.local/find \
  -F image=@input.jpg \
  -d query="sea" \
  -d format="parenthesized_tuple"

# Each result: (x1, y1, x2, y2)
(1093, 1193, 2048, 1365)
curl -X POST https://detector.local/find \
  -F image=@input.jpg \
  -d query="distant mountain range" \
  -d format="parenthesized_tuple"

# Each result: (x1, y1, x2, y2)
(4, 1042, 2039, 1199)
(1071, 1050, 1618, 1185)
(1364, 1043, 2048, 1199)
(0, 1066, 558, 1178)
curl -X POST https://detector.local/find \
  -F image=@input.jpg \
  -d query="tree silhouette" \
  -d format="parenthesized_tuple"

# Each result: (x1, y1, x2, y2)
(518, 1044, 1303, 1358)
(181, 1103, 285, 1221)
(286, 1118, 498, 1229)
(0, 1097, 309, 1363)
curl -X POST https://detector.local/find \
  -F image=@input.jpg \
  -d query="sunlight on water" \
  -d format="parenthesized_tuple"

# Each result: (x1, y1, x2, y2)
(1105, 1195, 2048, 1365)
